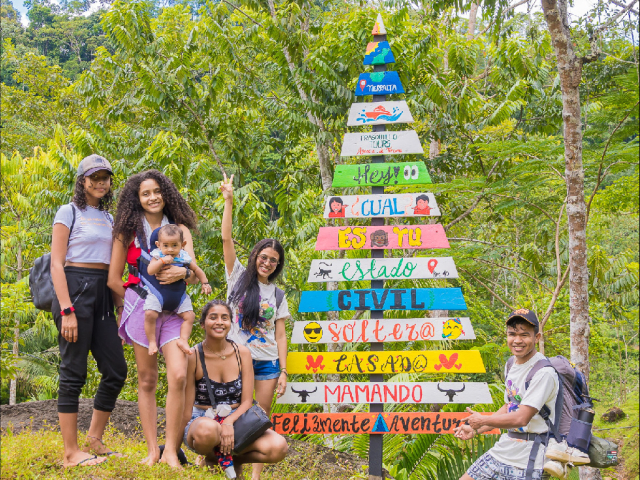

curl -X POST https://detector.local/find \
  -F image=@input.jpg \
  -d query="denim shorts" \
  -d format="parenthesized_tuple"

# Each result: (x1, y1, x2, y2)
(467, 453, 543, 480)
(253, 359, 280, 381)
(183, 406, 237, 453)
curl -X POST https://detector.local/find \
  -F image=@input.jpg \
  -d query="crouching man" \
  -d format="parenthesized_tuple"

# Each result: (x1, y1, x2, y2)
(454, 309, 559, 480)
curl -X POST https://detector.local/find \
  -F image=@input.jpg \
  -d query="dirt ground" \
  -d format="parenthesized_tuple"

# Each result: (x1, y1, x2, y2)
(1, 399, 375, 479)
(1, 398, 157, 437)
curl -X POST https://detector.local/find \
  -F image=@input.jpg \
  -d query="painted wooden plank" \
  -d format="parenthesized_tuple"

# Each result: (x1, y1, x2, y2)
(341, 130, 423, 157)
(277, 381, 491, 405)
(372, 13, 387, 35)
(355, 72, 404, 96)
(287, 350, 485, 375)
(291, 317, 475, 344)
(363, 41, 395, 65)
(298, 288, 467, 312)
(332, 162, 431, 188)
(307, 257, 457, 283)
(315, 225, 449, 251)
(324, 193, 440, 219)
(347, 101, 414, 126)
(323, 193, 439, 219)
(272, 412, 498, 435)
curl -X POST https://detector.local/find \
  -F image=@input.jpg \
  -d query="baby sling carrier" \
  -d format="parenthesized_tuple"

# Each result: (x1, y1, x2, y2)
(128, 225, 189, 312)
(505, 355, 593, 479)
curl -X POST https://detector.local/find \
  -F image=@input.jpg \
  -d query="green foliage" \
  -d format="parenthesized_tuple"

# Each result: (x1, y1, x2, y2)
(1, 1, 638, 476)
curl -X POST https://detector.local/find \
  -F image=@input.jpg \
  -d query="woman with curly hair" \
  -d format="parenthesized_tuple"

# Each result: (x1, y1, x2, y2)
(220, 173, 289, 480)
(108, 169, 201, 468)
(51, 155, 127, 468)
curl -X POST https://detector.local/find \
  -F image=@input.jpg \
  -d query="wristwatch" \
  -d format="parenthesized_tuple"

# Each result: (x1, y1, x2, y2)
(61, 306, 76, 316)
(184, 268, 191, 280)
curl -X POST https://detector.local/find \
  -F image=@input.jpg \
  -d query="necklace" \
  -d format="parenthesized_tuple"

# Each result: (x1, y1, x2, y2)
(203, 340, 230, 360)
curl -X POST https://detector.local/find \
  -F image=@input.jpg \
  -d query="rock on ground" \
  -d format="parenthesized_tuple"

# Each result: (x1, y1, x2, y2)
(601, 407, 626, 423)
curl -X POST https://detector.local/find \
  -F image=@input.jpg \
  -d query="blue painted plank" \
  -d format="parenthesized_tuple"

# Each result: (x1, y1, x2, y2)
(355, 72, 405, 96)
(298, 288, 467, 312)
(363, 41, 395, 65)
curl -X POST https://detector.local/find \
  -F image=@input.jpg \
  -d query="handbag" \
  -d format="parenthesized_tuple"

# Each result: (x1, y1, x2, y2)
(197, 343, 273, 454)
(29, 204, 76, 312)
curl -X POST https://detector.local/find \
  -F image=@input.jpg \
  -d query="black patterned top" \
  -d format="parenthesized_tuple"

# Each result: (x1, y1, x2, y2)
(194, 342, 242, 406)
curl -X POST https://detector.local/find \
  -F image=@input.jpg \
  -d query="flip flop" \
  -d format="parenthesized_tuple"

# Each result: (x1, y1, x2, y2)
(68, 455, 107, 468)
(86, 435, 123, 458)
(159, 445, 191, 466)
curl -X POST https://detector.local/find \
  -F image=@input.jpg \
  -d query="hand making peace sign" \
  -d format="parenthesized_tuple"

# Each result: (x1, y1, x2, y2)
(220, 172, 234, 201)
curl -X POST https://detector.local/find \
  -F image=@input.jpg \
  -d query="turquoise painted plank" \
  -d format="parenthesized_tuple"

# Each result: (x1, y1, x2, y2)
(298, 288, 467, 312)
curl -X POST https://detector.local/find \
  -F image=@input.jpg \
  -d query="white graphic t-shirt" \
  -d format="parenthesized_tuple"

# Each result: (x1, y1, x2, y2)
(225, 258, 290, 361)
(489, 351, 559, 470)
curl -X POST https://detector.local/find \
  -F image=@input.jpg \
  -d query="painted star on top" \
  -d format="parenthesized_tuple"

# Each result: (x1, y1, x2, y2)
(371, 13, 386, 35)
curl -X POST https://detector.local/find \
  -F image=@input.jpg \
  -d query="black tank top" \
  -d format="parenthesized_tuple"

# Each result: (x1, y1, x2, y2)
(194, 341, 242, 407)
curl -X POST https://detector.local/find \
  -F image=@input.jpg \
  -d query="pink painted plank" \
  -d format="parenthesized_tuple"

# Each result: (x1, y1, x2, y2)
(314, 225, 450, 251)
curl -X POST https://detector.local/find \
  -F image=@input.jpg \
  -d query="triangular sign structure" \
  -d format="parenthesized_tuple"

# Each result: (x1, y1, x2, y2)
(372, 413, 390, 433)
(372, 13, 386, 35)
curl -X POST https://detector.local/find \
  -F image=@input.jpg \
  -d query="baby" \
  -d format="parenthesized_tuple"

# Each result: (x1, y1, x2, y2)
(144, 224, 212, 355)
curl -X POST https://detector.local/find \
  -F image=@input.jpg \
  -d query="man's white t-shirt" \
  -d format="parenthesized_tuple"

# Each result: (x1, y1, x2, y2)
(489, 351, 559, 470)
(225, 258, 290, 361)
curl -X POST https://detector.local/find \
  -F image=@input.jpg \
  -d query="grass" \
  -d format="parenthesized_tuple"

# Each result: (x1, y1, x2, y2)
(0, 424, 365, 480)
(2, 394, 637, 479)
(592, 391, 640, 480)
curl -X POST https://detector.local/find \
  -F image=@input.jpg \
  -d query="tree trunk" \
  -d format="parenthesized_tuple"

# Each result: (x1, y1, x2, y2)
(467, 2, 478, 40)
(540, 0, 590, 381)
(540, 2, 594, 479)
(9, 242, 23, 405)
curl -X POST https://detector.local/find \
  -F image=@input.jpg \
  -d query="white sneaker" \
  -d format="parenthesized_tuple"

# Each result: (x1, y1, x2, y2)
(545, 439, 590, 466)
(543, 459, 569, 480)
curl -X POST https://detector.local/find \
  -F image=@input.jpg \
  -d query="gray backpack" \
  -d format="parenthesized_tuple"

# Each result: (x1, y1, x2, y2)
(506, 355, 619, 472)
(29, 204, 76, 312)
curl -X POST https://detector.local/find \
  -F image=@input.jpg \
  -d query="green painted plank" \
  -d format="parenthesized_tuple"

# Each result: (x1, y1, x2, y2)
(332, 162, 431, 188)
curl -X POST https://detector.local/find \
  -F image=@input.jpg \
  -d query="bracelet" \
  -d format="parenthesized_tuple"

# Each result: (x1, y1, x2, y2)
(202, 282, 210, 285)
(280, 368, 288, 376)
(116, 306, 124, 312)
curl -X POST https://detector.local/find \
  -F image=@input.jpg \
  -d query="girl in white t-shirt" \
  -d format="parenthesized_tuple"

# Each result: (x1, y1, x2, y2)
(220, 173, 289, 480)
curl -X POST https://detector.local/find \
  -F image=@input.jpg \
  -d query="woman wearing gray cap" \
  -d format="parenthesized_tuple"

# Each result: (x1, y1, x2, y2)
(50, 154, 128, 468)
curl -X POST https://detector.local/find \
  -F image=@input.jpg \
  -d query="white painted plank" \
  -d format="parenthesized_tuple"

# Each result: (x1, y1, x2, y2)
(307, 257, 458, 283)
(347, 101, 414, 126)
(341, 130, 424, 157)
(277, 382, 493, 405)
(323, 193, 440, 219)
(291, 317, 475, 344)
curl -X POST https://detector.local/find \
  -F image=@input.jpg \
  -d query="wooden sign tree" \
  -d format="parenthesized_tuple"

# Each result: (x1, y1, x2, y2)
(277, 14, 491, 480)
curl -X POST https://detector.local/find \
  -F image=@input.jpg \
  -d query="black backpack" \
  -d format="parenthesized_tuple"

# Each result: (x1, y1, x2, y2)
(29, 204, 76, 312)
